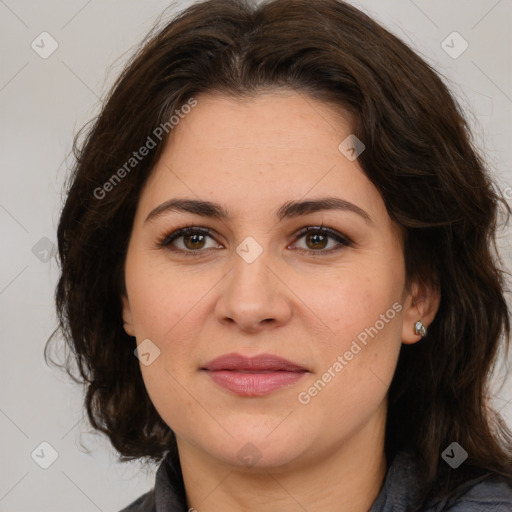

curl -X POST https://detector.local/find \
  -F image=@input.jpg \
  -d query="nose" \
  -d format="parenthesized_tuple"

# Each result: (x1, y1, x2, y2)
(214, 247, 292, 333)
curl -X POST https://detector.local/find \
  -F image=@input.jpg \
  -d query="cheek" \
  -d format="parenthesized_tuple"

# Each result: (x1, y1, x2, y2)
(299, 278, 402, 435)
(139, 362, 208, 445)
(295, 261, 403, 345)
(295, 255, 404, 408)
(125, 249, 207, 339)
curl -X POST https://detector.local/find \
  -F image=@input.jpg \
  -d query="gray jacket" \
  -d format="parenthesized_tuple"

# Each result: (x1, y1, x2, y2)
(120, 448, 512, 511)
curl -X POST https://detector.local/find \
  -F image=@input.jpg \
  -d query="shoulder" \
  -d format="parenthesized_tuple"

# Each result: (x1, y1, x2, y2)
(382, 451, 512, 512)
(428, 474, 512, 512)
(118, 489, 156, 512)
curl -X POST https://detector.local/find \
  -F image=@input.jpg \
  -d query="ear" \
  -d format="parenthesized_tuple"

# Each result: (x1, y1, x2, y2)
(121, 294, 135, 337)
(401, 279, 440, 344)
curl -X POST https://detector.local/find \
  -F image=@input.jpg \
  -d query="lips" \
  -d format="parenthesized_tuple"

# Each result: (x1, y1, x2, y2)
(202, 353, 308, 372)
(201, 353, 309, 396)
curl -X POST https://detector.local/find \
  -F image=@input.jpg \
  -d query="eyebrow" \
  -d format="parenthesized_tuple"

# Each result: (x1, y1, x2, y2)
(144, 197, 373, 225)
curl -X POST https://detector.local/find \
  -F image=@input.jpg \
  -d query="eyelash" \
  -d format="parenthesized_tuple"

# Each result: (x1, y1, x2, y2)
(156, 224, 353, 256)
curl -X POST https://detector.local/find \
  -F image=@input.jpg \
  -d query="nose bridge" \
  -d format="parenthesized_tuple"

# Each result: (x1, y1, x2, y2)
(215, 236, 291, 330)
(230, 239, 274, 303)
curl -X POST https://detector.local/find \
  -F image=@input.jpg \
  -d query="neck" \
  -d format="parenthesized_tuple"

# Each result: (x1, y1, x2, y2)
(177, 405, 388, 512)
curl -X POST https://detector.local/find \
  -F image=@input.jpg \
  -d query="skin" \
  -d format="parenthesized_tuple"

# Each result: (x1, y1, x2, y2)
(122, 90, 440, 512)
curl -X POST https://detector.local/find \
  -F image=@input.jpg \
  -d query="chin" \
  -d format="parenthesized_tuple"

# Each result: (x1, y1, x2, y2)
(205, 432, 307, 471)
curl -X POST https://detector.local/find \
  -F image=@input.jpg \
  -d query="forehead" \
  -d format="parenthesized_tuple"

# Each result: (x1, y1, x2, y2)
(136, 90, 390, 230)
(169, 89, 352, 154)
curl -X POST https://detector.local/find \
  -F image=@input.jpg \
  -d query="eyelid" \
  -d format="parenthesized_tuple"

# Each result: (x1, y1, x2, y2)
(291, 225, 353, 248)
(157, 224, 352, 254)
(157, 225, 217, 249)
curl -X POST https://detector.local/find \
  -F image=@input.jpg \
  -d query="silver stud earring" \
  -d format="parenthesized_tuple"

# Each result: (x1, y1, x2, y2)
(414, 320, 427, 337)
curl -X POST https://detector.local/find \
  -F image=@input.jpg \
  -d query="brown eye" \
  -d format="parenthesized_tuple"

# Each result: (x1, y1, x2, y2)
(159, 227, 220, 254)
(292, 226, 352, 254)
(182, 232, 207, 250)
(304, 232, 329, 250)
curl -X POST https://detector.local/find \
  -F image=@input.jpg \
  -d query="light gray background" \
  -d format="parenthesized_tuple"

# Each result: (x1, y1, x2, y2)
(1, 1, 511, 511)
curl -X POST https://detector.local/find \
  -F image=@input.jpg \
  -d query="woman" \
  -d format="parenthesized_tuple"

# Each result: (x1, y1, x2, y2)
(49, 0, 512, 510)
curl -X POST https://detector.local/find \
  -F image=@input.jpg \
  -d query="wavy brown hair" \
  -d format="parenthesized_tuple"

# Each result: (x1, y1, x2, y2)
(48, 0, 512, 508)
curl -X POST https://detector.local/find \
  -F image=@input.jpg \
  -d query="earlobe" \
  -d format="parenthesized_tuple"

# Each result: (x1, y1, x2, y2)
(121, 294, 135, 337)
(401, 280, 440, 345)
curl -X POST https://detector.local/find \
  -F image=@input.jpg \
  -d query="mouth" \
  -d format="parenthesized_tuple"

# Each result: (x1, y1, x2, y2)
(201, 353, 309, 396)
(202, 352, 308, 372)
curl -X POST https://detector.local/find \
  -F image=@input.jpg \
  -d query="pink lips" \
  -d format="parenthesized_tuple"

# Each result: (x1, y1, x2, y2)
(202, 353, 308, 396)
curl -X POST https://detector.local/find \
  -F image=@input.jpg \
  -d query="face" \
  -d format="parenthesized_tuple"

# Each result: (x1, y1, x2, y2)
(122, 90, 433, 470)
